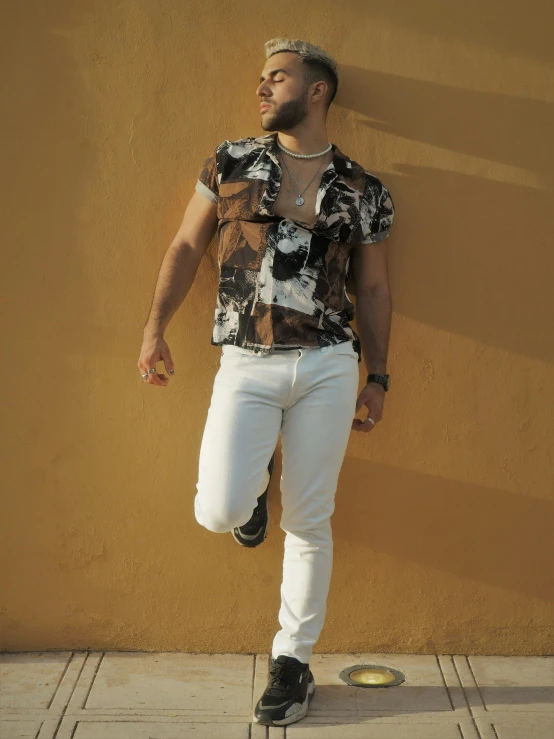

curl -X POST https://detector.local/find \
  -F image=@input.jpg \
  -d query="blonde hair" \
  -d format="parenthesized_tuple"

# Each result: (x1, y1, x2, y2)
(264, 38, 339, 107)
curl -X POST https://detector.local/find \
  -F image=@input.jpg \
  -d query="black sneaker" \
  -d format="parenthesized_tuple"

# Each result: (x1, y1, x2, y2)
(231, 452, 275, 548)
(253, 654, 315, 726)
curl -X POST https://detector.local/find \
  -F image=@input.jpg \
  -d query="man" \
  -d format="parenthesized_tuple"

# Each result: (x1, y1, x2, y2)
(137, 38, 395, 727)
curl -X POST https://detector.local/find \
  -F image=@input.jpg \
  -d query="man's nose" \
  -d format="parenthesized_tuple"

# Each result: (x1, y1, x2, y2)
(256, 82, 270, 97)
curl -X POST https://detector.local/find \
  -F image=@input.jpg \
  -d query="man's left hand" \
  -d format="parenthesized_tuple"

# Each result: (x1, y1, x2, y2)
(352, 383, 385, 432)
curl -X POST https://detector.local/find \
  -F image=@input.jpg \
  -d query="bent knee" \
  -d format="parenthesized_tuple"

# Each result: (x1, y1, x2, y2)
(198, 518, 233, 533)
(194, 496, 250, 533)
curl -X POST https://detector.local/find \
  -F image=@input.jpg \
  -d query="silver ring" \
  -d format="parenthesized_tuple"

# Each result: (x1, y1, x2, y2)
(141, 373, 149, 379)
(367, 417, 376, 426)
(148, 368, 156, 373)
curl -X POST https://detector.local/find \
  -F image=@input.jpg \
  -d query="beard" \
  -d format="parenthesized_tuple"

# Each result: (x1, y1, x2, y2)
(261, 87, 309, 132)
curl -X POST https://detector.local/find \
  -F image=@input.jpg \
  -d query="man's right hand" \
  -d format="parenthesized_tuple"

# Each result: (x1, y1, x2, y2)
(137, 333, 175, 386)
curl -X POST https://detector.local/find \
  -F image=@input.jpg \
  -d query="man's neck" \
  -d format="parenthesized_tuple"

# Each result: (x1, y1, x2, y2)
(275, 130, 330, 157)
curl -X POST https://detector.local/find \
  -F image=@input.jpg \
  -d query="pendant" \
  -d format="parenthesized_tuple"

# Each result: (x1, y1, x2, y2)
(295, 197, 304, 206)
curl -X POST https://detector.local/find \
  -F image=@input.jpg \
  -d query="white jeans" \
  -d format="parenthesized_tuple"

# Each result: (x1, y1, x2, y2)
(194, 340, 359, 664)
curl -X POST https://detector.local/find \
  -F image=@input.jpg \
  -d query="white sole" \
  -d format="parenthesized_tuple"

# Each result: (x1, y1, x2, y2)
(231, 502, 270, 546)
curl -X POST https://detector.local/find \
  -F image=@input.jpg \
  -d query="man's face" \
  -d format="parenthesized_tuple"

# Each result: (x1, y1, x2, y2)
(256, 52, 310, 132)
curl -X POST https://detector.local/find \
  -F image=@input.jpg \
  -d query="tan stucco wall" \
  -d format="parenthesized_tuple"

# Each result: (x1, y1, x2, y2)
(1, 0, 553, 655)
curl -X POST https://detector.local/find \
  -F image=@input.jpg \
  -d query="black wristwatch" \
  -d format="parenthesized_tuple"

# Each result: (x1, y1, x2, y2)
(367, 373, 389, 392)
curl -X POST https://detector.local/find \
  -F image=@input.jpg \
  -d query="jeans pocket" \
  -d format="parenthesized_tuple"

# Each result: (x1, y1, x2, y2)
(222, 345, 256, 358)
(335, 345, 357, 360)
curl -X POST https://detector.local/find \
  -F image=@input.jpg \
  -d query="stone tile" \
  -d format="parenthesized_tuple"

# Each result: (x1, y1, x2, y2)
(252, 720, 270, 739)
(3, 651, 550, 738)
(0, 717, 45, 739)
(0, 715, 60, 739)
(475, 713, 554, 738)
(0, 651, 86, 715)
(251, 654, 272, 737)
(461, 655, 554, 713)
(55, 717, 252, 738)
(66, 652, 255, 718)
(301, 653, 469, 718)
(286, 719, 481, 738)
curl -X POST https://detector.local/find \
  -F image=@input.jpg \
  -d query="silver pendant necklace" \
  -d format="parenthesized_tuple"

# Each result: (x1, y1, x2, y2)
(277, 139, 333, 206)
(278, 150, 329, 206)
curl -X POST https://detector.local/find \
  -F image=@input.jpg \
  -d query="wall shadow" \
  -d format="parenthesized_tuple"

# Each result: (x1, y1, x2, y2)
(338, 68, 553, 363)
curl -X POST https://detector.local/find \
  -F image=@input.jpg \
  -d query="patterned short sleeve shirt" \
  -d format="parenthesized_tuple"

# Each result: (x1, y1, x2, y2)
(195, 132, 395, 362)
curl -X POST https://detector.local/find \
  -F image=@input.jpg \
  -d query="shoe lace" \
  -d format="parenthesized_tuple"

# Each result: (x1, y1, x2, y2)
(266, 660, 304, 695)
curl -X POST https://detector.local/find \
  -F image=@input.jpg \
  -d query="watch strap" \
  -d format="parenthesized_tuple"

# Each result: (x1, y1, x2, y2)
(367, 373, 389, 391)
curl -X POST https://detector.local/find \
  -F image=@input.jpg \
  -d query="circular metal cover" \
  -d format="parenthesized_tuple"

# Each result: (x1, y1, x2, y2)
(338, 664, 405, 688)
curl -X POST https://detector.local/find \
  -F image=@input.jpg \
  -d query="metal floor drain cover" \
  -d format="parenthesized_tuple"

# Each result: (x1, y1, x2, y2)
(338, 664, 405, 687)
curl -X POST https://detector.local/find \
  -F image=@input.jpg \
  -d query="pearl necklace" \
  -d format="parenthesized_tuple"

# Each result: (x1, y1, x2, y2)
(276, 139, 333, 205)
(276, 140, 333, 159)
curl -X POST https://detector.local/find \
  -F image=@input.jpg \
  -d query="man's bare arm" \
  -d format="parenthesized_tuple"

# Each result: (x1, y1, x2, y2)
(137, 190, 217, 386)
(349, 240, 392, 375)
(143, 191, 218, 337)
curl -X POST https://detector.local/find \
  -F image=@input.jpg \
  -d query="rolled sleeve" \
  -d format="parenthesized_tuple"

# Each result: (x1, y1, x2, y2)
(195, 150, 219, 204)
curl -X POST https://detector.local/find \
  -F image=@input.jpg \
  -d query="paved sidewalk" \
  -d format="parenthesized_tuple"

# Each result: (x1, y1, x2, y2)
(0, 651, 552, 738)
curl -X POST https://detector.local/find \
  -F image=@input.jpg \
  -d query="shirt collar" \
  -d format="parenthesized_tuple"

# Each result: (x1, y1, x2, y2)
(254, 132, 354, 178)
